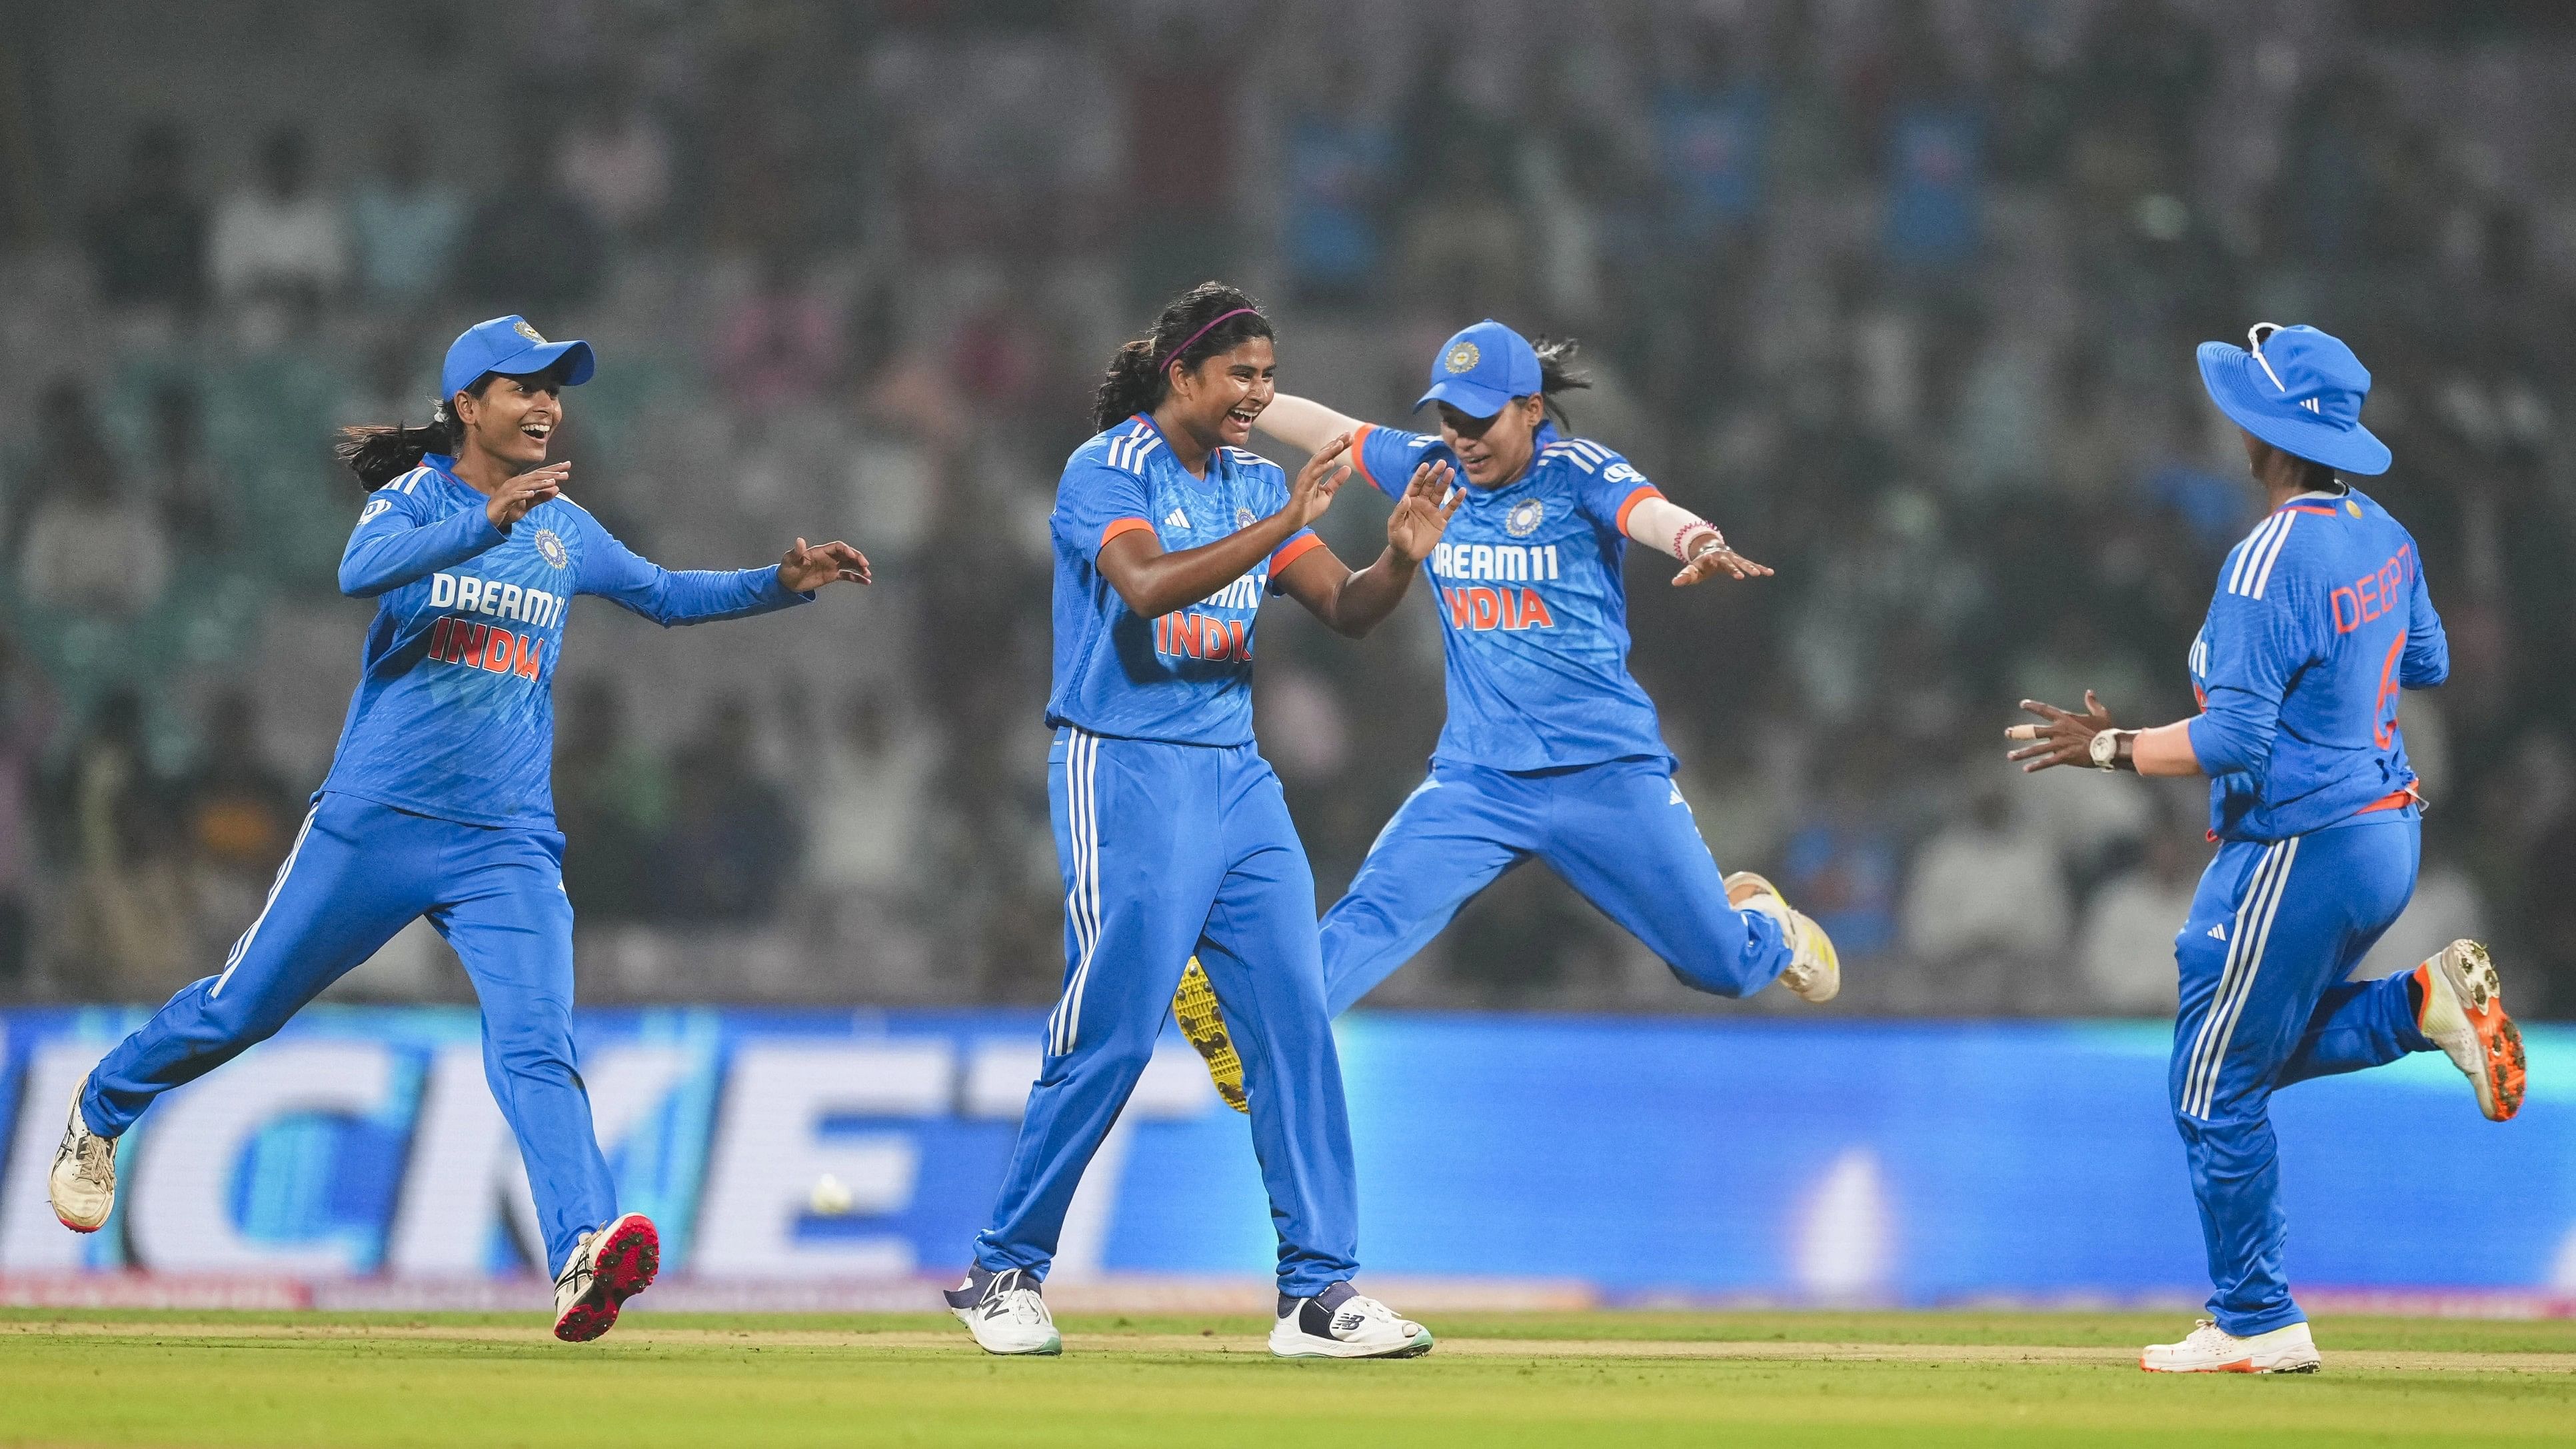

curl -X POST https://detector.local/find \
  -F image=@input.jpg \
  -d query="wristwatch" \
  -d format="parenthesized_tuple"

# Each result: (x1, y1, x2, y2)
(2089, 728, 2131, 771)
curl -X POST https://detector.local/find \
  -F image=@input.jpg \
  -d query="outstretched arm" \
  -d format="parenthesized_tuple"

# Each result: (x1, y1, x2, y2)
(1255, 394, 1368, 456)
(1274, 459, 1459, 637)
(1097, 437, 1354, 619)
(580, 521, 868, 627)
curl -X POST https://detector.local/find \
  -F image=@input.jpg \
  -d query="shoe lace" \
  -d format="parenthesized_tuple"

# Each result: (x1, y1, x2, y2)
(557, 1232, 597, 1294)
(2185, 1319, 2232, 1348)
(59, 1120, 113, 1186)
(1338, 1295, 1412, 1332)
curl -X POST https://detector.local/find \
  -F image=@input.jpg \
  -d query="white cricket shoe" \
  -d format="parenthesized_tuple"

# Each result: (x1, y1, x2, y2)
(1725, 871, 1841, 1004)
(2140, 1319, 2320, 1374)
(49, 1082, 117, 1233)
(1269, 1286, 1434, 1360)
(2415, 940, 2526, 1122)
(552, 1212, 660, 1342)
(946, 1267, 1061, 1356)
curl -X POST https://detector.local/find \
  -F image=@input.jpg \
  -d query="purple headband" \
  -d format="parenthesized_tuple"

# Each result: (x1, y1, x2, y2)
(1157, 307, 1261, 374)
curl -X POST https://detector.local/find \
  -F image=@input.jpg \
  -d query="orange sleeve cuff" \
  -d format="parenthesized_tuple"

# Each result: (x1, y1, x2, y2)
(1614, 485, 1662, 537)
(1345, 424, 1380, 492)
(1098, 517, 1156, 551)
(1269, 531, 1328, 578)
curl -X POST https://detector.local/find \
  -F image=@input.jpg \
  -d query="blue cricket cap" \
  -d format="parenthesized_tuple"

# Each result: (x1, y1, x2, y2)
(441, 315, 597, 400)
(1415, 319, 1542, 419)
(2195, 323, 2389, 477)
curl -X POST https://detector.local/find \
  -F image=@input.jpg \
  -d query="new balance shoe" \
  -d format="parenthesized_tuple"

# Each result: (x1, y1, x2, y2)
(1725, 871, 1841, 1004)
(946, 1266, 1061, 1356)
(2415, 939, 2526, 1122)
(553, 1212, 660, 1342)
(48, 1082, 117, 1234)
(2140, 1319, 2320, 1374)
(1268, 1283, 1434, 1360)
(1172, 956, 1248, 1114)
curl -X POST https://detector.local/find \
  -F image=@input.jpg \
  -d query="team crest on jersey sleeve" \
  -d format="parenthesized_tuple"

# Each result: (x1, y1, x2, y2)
(534, 527, 569, 568)
(1506, 499, 1545, 537)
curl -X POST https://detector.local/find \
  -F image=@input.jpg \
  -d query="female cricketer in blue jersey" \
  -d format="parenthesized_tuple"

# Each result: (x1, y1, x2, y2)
(945, 285, 1456, 1360)
(1172, 320, 1840, 1104)
(45, 315, 870, 1342)
(2010, 323, 2525, 1374)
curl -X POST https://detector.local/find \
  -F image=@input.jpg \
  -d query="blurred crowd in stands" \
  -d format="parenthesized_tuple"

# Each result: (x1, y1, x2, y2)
(1, 0, 2571, 1016)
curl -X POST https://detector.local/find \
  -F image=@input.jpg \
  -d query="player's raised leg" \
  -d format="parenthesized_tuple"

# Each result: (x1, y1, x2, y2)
(956, 731, 1221, 1355)
(1534, 758, 1822, 1002)
(431, 823, 649, 1342)
(54, 795, 437, 1230)
(1190, 750, 1431, 1360)
(1318, 764, 1534, 1017)
(1178, 762, 1525, 1110)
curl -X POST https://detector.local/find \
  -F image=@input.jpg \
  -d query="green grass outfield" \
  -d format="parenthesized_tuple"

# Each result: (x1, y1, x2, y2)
(4, 1308, 2573, 1447)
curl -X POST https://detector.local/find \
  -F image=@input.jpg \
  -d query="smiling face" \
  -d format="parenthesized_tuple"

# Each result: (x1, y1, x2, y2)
(1435, 394, 1545, 489)
(453, 371, 565, 473)
(1160, 337, 1276, 453)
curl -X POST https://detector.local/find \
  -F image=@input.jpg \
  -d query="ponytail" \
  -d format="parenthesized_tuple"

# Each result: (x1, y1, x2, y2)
(335, 374, 499, 489)
(1530, 335, 1592, 429)
(1092, 281, 1274, 432)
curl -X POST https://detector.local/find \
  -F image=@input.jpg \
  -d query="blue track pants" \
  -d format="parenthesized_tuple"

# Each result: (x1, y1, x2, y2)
(976, 728, 1358, 1296)
(1319, 756, 1793, 1015)
(83, 791, 615, 1274)
(2171, 810, 2434, 1334)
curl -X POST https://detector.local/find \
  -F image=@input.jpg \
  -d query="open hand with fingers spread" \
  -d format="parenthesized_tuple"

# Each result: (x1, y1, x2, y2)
(778, 537, 872, 592)
(2005, 691, 2123, 771)
(1386, 459, 1461, 563)
(487, 462, 570, 531)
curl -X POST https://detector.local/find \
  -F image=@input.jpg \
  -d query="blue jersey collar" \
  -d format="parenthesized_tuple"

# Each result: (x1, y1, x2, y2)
(1130, 413, 1225, 485)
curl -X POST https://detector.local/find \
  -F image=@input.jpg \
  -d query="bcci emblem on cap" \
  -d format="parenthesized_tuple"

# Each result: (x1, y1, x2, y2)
(534, 527, 569, 568)
(1444, 341, 1482, 375)
(514, 319, 547, 345)
(1506, 499, 1545, 537)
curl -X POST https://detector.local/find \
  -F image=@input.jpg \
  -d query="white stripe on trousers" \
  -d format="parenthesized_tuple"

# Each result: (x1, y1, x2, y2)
(2181, 836, 2300, 1118)
(208, 801, 322, 999)
(1048, 730, 1103, 1056)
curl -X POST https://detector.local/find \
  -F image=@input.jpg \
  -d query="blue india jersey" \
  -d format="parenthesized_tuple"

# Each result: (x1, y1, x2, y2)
(1352, 421, 1671, 770)
(2184, 488, 2447, 842)
(320, 453, 809, 828)
(1044, 415, 1321, 746)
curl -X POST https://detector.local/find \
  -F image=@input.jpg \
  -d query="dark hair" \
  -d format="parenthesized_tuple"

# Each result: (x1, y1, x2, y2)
(335, 375, 498, 488)
(1529, 335, 1592, 429)
(1092, 282, 1275, 432)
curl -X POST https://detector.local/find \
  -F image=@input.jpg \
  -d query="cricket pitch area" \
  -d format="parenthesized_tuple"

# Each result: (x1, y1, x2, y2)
(5, 1308, 2573, 1446)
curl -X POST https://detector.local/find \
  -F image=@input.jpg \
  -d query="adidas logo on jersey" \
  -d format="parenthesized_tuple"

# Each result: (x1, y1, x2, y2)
(1164, 508, 1190, 531)
(2209, 923, 2227, 941)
